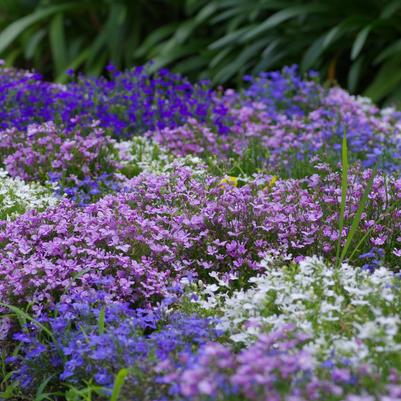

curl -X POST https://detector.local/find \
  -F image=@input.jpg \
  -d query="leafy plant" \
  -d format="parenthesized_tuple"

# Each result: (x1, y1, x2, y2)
(0, 0, 185, 81)
(2, 0, 401, 103)
(335, 132, 377, 268)
(139, 0, 401, 104)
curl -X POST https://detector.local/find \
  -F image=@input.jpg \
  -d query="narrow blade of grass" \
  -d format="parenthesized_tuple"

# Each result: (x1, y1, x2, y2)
(98, 306, 105, 335)
(335, 132, 348, 267)
(339, 166, 377, 264)
(347, 226, 374, 262)
(0, 302, 55, 343)
(110, 368, 129, 401)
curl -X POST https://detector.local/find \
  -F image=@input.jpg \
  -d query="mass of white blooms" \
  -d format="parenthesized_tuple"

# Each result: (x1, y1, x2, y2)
(116, 137, 206, 176)
(0, 169, 59, 220)
(191, 256, 401, 366)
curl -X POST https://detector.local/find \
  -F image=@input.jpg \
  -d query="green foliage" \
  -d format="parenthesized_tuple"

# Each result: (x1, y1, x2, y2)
(0, 0, 185, 81)
(2, 0, 401, 102)
(143, 0, 401, 105)
(336, 132, 348, 266)
(334, 133, 378, 268)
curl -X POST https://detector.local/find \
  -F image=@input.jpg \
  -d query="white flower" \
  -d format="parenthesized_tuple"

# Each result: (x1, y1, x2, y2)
(0, 169, 58, 220)
(190, 255, 401, 367)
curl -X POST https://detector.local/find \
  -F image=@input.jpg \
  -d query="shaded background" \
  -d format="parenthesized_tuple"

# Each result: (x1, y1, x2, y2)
(1, 0, 401, 105)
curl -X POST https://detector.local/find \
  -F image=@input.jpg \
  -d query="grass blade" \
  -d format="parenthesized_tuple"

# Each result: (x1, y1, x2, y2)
(339, 167, 377, 264)
(335, 132, 348, 267)
(98, 306, 105, 335)
(0, 3, 76, 54)
(49, 13, 67, 77)
(351, 25, 371, 60)
(110, 368, 129, 401)
(0, 302, 56, 344)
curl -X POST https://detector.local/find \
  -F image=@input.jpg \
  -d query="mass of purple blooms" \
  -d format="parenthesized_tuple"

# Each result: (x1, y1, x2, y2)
(1, 63, 401, 401)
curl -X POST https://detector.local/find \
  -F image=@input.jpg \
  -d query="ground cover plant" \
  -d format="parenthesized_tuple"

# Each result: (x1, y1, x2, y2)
(1, 62, 401, 401)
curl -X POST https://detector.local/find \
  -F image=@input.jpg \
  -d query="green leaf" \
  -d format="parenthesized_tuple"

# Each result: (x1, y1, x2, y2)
(348, 225, 374, 262)
(336, 132, 348, 268)
(347, 56, 364, 93)
(322, 24, 346, 49)
(384, 81, 401, 106)
(195, 2, 217, 23)
(364, 56, 401, 102)
(186, 0, 208, 14)
(208, 27, 250, 50)
(339, 167, 377, 265)
(301, 35, 325, 71)
(98, 306, 105, 335)
(323, 17, 367, 50)
(380, 0, 401, 18)
(374, 39, 401, 64)
(351, 25, 371, 60)
(134, 25, 177, 58)
(24, 29, 46, 59)
(213, 38, 266, 83)
(0, 3, 76, 55)
(242, 4, 329, 41)
(0, 303, 56, 343)
(174, 55, 208, 74)
(105, 3, 127, 66)
(174, 20, 197, 44)
(209, 47, 231, 68)
(34, 375, 56, 401)
(110, 368, 129, 401)
(87, 52, 108, 77)
(49, 13, 67, 77)
(210, 8, 241, 24)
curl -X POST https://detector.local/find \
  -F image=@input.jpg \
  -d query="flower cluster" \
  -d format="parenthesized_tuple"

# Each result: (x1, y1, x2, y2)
(0, 64, 230, 138)
(161, 325, 401, 401)
(9, 293, 219, 400)
(117, 136, 206, 178)
(0, 121, 120, 204)
(1, 62, 401, 401)
(0, 67, 56, 130)
(1, 164, 401, 315)
(0, 169, 58, 220)
(140, 66, 401, 177)
(190, 257, 401, 367)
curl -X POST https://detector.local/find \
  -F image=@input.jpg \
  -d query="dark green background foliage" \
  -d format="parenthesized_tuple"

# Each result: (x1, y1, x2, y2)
(1, 0, 401, 104)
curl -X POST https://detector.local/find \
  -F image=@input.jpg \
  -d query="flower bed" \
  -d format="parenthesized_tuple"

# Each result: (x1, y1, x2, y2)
(0, 64, 401, 401)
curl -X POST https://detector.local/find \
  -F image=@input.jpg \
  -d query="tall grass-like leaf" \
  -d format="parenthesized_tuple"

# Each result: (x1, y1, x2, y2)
(24, 29, 46, 59)
(374, 38, 401, 64)
(110, 368, 129, 401)
(335, 132, 348, 267)
(347, 226, 374, 262)
(381, 0, 401, 18)
(195, 2, 218, 23)
(98, 306, 105, 335)
(364, 56, 401, 101)
(215, 38, 267, 82)
(242, 4, 329, 41)
(0, 3, 76, 54)
(56, 48, 91, 83)
(339, 167, 377, 265)
(347, 56, 364, 93)
(0, 303, 56, 344)
(301, 35, 326, 71)
(134, 25, 177, 58)
(49, 13, 67, 77)
(34, 374, 56, 401)
(351, 25, 371, 60)
(208, 27, 250, 50)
